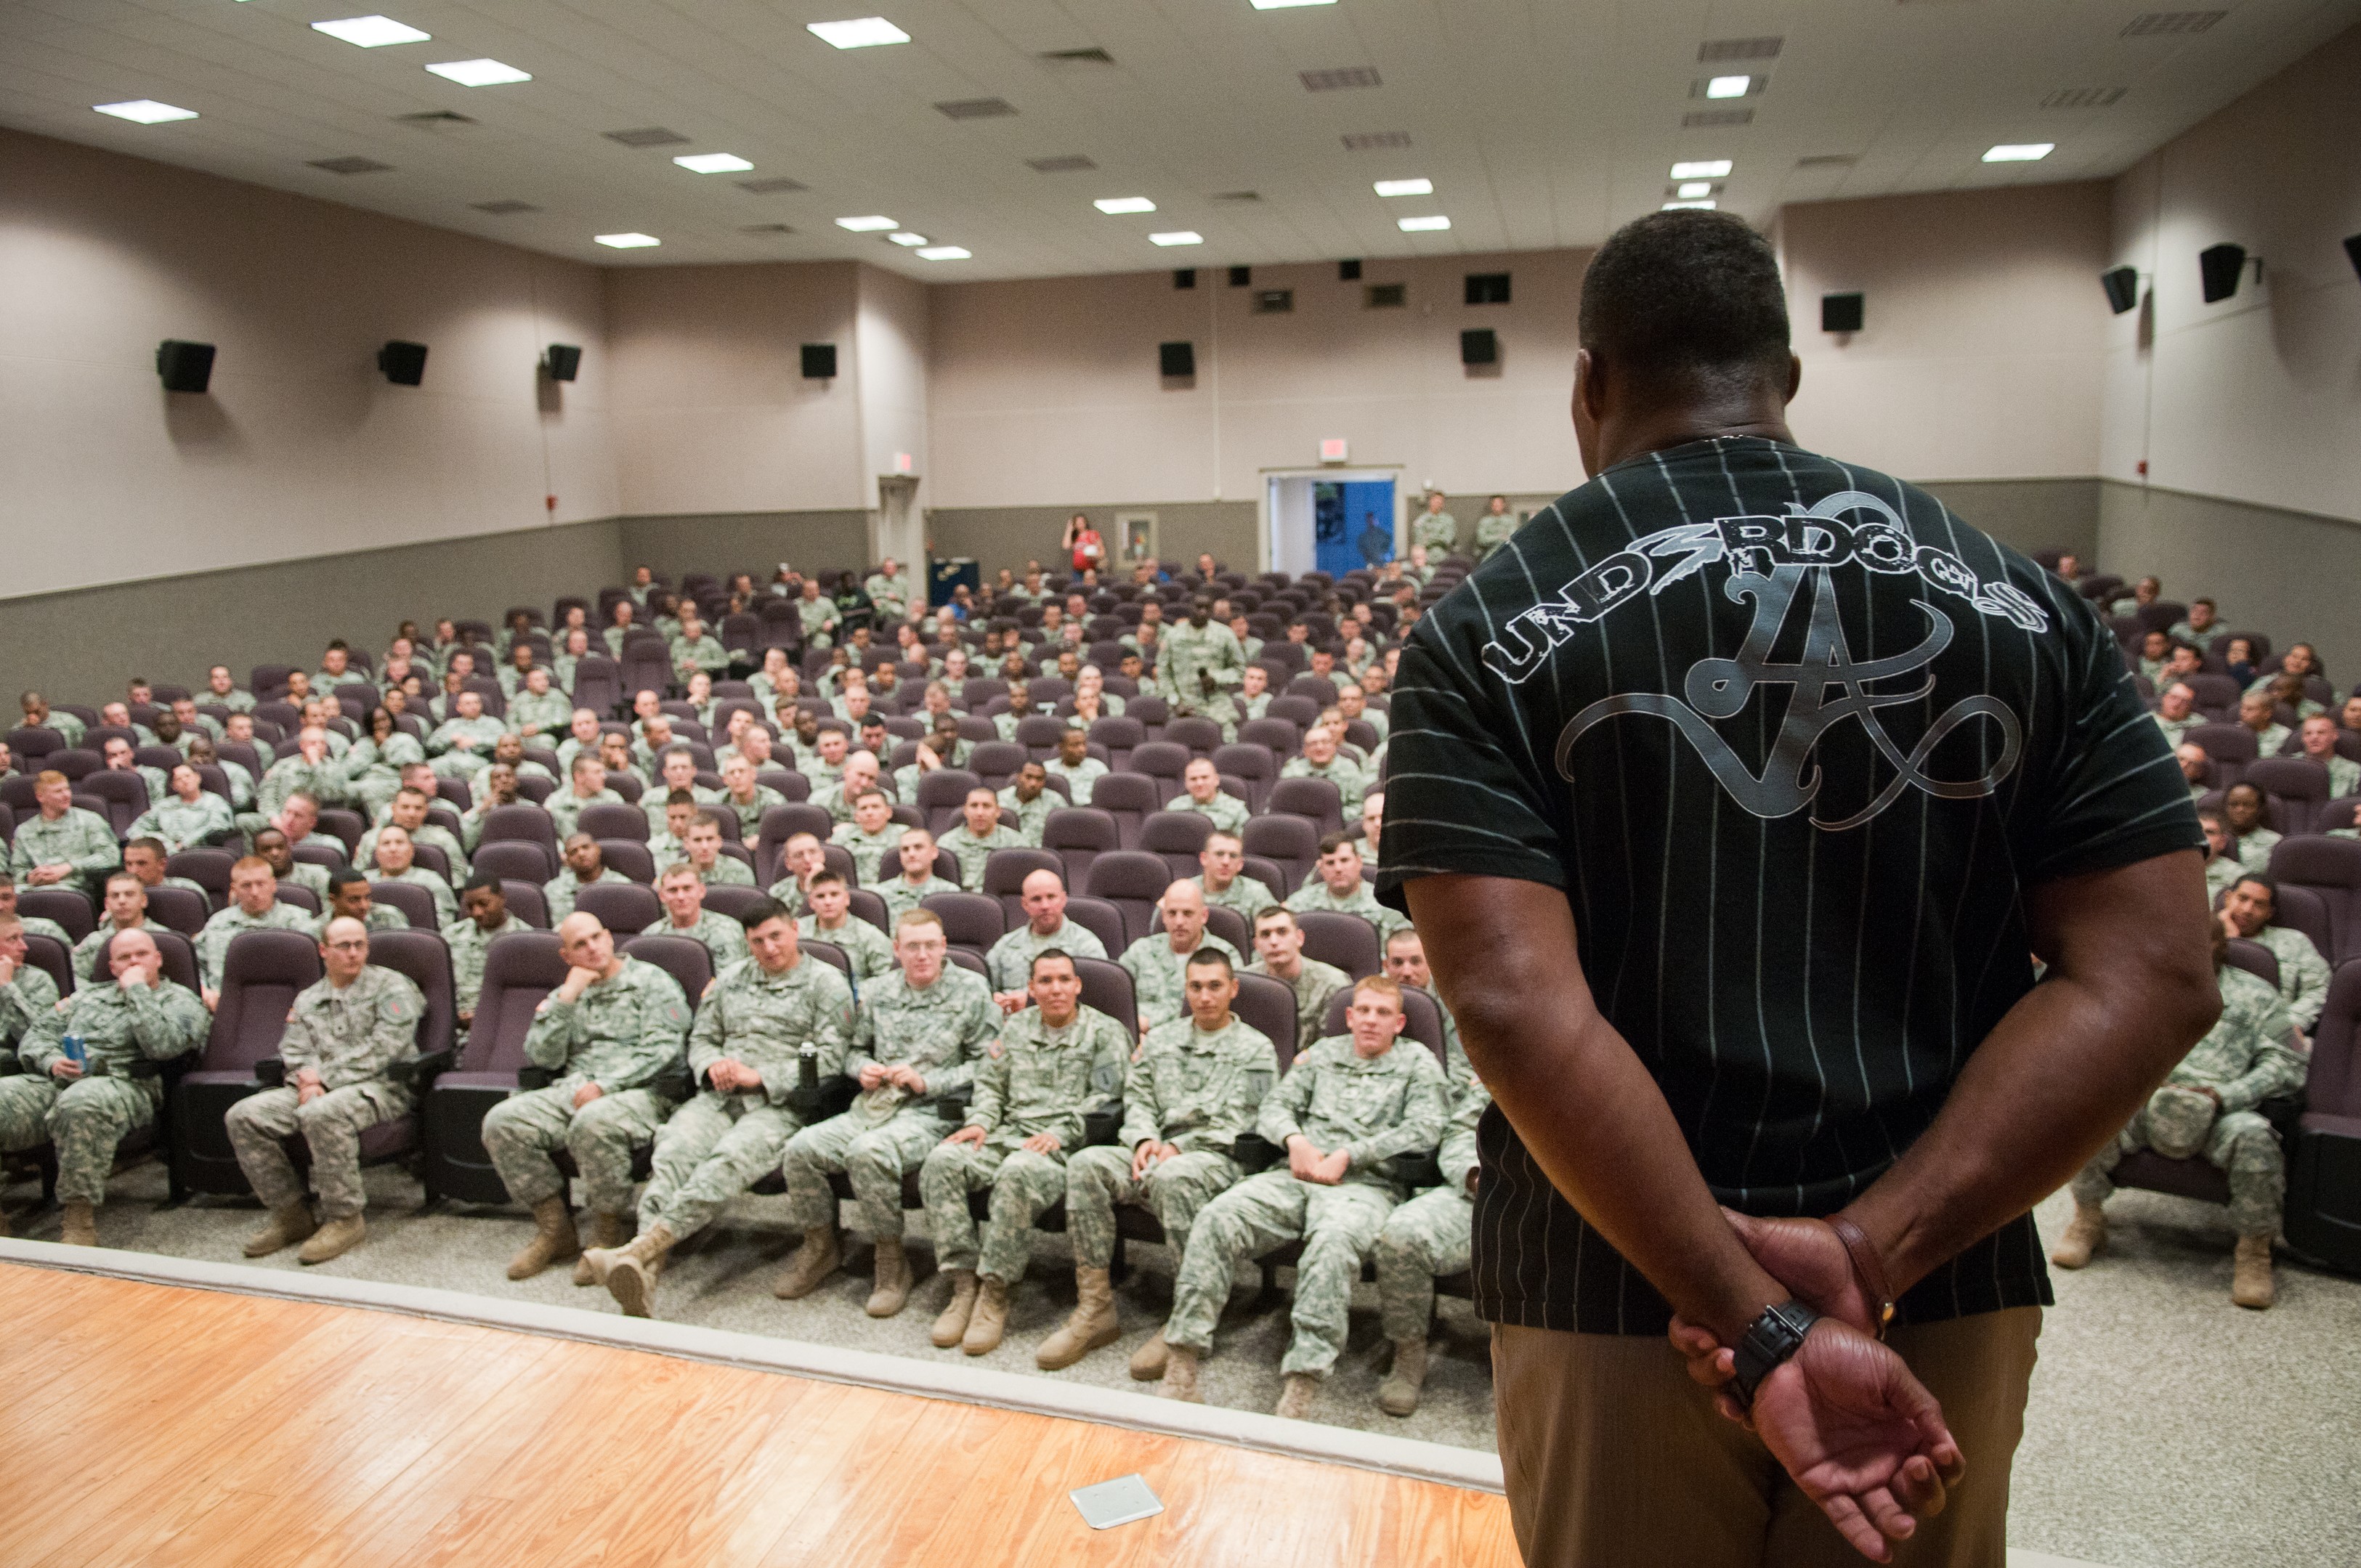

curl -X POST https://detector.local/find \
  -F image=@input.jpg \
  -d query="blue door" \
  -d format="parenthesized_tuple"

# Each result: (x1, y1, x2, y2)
(1313, 479, 1394, 578)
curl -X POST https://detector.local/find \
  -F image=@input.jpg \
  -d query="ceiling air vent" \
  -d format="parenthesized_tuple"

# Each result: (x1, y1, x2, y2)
(1796, 153, 1860, 168)
(740, 224, 795, 235)
(1027, 154, 1096, 172)
(2121, 11, 2225, 34)
(1301, 67, 1382, 92)
(737, 176, 809, 193)
(1341, 131, 1411, 151)
(1698, 36, 1781, 61)
(603, 126, 691, 147)
(309, 156, 392, 174)
(1683, 108, 1754, 128)
(471, 198, 538, 214)
(1211, 190, 1261, 203)
(2042, 86, 2129, 107)
(1040, 47, 1114, 67)
(396, 110, 477, 127)
(936, 97, 1017, 119)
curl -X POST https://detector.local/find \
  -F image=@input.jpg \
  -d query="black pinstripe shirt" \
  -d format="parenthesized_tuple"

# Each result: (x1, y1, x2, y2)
(1376, 436, 2203, 1335)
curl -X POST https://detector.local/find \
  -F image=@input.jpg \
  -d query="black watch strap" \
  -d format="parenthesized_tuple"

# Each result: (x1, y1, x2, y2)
(1729, 1299, 1821, 1408)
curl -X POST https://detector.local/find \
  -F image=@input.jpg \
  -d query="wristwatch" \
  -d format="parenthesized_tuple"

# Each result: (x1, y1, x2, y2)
(1729, 1299, 1821, 1408)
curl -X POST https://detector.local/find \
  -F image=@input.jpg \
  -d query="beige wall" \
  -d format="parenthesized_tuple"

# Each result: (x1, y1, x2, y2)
(0, 127, 618, 600)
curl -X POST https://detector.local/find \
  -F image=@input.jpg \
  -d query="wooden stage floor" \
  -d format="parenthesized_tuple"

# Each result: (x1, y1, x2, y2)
(0, 1261, 1519, 1567)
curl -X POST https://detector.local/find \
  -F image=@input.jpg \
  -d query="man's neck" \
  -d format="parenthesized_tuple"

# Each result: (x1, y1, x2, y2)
(669, 911, 700, 928)
(1586, 395, 1796, 475)
(1040, 1007, 1077, 1031)
(1193, 1012, 1231, 1035)
(1166, 931, 1199, 954)
(1032, 916, 1064, 937)
(1263, 951, 1302, 980)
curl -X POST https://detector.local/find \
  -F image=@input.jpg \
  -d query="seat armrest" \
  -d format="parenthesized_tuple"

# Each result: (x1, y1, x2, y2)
(254, 1058, 285, 1088)
(650, 1057, 696, 1103)
(390, 1049, 453, 1089)
(1082, 1103, 1124, 1147)
(1374, 1149, 1442, 1189)
(517, 1065, 555, 1091)
(1231, 1131, 1282, 1174)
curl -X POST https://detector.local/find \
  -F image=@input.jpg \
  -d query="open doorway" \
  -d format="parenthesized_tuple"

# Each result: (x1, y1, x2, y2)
(1265, 469, 1400, 576)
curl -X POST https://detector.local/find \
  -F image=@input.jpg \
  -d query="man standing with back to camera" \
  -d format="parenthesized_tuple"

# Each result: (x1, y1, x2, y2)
(1380, 209, 2218, 1566)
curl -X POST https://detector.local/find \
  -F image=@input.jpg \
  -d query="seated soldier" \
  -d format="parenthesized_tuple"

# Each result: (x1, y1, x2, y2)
(444, 872, 527, 1039)
(987, 869, 1106, 1012)
(641, 748, 718, 833)
(246, 730, 349, 838)
(2176, 742, 2211, 801)
(796, 869, 895, 983)
(0, 915, 66, 1145)
(936, 788, 1027, 891)
(554, 709, 608, 776)
(2152, 683, 2200, 750)
(1040, 948, 1276, 1372)
(251, 826, 331, 901)
(2236, 690, 2290, 759)
(2198, 808, 2244, 901)
(2221, 782, 2280, 872)
(227, 917, 424, 1263)
(1244, 905, 1351, 1046)
(2135, 629, 2174, 686)
(1371, 1075, 1489, 1415)
(995, 762, 1054, 848)
(645, 789, 699, 866)
(2169, 596, 2222, 650)
(357, 785, 469, 885)
(484, 912, 692, 1283)
(509, 669, 572, 739)
(425, 690, 507, 781)
(773, 909, 999, 1316)
(1190, 831, 1265, 923)
(588, 898, 856, 1317)
(1166, 757, 1249, 837)
(879, 826, 959, 920)
(0, 927, 207, 1244)
(2218, 873, 2330, 1039)
(679, 812, 756, 887)
(205, 665, 258, 713)
(365, 824, 457, 925)
(1156, 975, 1447, 1416)
(801, 728, 853, 792)
(766, 831, 827, 914)
(1353, 789, 1385, 864)
(2295, 713, 2361, 799)
(922, 949, 1130, 1354)
(196, 855, 316, 1007)
(1044, 728, 1106, 806)
(10, 770, 121, 898)
(544, 833, 632, 921)
(716, 755, 786, 845)
(1280, 723, 1371, 812)
(814, 750, 885, 827)
(1287, 833, 1409, 938)
(18, 691, 84, 746)
(1235, 663, 1273, 723)
(2054, 920, 2304, 1308)
(73, 873, 159, 982)
(1119, 880, 1243, 1036)
(655, 860, 751, 970)
(124, 762, 230, 856)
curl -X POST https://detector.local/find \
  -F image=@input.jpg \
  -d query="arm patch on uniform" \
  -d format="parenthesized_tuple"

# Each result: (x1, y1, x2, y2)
(662, 998, 692, 1029)
(1093, 1063, 1118, 1093)
(1246, 1070, 1273, 1097)
(382, 991, 418, 1025)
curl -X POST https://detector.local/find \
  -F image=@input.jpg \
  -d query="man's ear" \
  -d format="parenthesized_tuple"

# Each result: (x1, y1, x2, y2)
(1784, 352, 1803, 404)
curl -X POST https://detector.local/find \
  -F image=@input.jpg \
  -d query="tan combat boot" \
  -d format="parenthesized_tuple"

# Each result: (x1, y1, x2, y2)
(604, 1224, 678, 1319)
(506, 1196, 580, 1280)
(773, 1222, 842, 1299)
(931, 1269, 979, 1347)
(2049, 1202, 2107, 1269)
(2232, 1234, 2276, 1309)
(1128, 1328, 1171, 1382)
(1157, 1344, 1203, 1402)
(1035, 1267, 1122, 1370)
(865, 1236, 912, 1317)
(962, 1275, 1011, 1356)
(243, 1201, 317, 1257)
(299, 1214, 366, 1264)
(59, 1201, 97, 1248)
(1274, 1372, 1319, 1420)
(1377, 1338, 1429, 1418)
(575, 1211, 631, 1285)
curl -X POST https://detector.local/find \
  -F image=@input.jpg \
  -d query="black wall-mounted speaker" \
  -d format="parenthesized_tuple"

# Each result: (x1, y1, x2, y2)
(545, 344, 582, 381)
(1821, 292, 1864, 333)
(2199, 243, 2247, 304)
(1460, 328, 1498, 366)
(1159, 341, 1196, 378)
(801, 343, 838, 379)
(156, 340, 215, 394)
(2345, 234, 2361, 281)
(1228, 264, 1251, 287)
(2100, 267, 2140, 315)
(1338, 259, 1362, 281)
(378, 340, 429, 386)
(1173, 268, 1197, 290)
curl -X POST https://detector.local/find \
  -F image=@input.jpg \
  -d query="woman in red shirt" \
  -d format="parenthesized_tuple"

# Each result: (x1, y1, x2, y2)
(1063, 512, 1104, 574)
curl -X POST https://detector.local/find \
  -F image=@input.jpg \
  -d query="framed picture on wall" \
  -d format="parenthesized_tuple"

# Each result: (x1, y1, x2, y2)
(1115, 511, 1158, 565)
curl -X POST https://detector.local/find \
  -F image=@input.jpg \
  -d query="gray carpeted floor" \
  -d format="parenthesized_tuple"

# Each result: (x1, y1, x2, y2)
(7, 1168, 2355, 1568)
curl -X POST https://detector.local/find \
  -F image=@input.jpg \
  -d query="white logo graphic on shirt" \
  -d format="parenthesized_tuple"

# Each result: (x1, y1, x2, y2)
(1480, 491, 2043, 829)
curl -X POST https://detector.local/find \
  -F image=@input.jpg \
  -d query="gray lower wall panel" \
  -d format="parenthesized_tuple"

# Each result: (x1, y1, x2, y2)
(616, 511, 870, 590)
(926, 502, 1259, 583)
(1916, 478, 2101, 562)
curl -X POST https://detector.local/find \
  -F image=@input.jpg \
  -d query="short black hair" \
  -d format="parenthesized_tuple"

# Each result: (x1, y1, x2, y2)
(327, 868, 368, 891)
(1578, 209, 1789, 395)
(2232, 872, 2278, 901)
(1184, 947, 1234, 976)
(737, 895, 790, 930)
(463, 870, 503, 895)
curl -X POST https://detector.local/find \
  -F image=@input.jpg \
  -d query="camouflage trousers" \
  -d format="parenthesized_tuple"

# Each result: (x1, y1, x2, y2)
(1162, 1170, 1397, 1377)
(638, 1092, 803, 1242)
(780, 1108, 949, 1238)
(1374, 1185, 1472, 1341)
(225, 1082, 411, 1222)
(1168, 694, 1239, 744)
(479, 1084, 673, 1214)
(919, 1140, 1066, 1283)
(2073, 1105, 2285, 1237)
(1064, 1145, 1242, 1270)
(0, 1073, 156, 1207)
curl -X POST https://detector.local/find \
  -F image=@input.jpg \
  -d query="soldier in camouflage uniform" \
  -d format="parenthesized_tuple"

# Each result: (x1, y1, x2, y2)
(426, 691, 507, 782)
(1279, 726, 1371, 814)
(1245, 906, 1352, 1045)
(1, 873, 77, 951)
(129, 763, 237, 853)
(365, 824, 458, 925)
(1287, 833, 1409, 938)
(1155, 599, 1247, 740)
(0, 928, 206, 1245)
(797, 870, 896, 983)
(1038, 946, 1275, 1373)
(71, 874, 160, 983)
(936, 789, 1028, 890)
(773, 909, 1000, 1317)
(996, 763, 1055, 846)
(543, 834, 633, 921)
(316, 869, 409, 940)
(766, 832, 827, 917)
(680, 814, 757, 887)
(588, 899, 856, 1317)
(1045, 728, 1107, 805)
(10, 771, 121, 898)
(2057, 926, 2307, 1309)
(243, 729, 350, 835)
(195, 856, 317, 1003)
(508, 667, 573, 738)
(1472, 495, 1519, 559)
(0, 918, 65, 1092)
(651, 861, 752, 971)
(1190, 833, 1268, 925)
(547, 756, 625, 844)
(443, 874, 529, 1038)
(1372, 1076, 1489, 1415)
(986, 869, 1106, 1007)
(923, 950, 1130, 1354)
(484, 913, 692, 1283)
(829, 790, 903, 885)
(878, 827, 960, 920)
(227, 919, 426, 1263)
(356, 787, 470, 887)
(1382, 927, 1469, 1088)
(2218, 872, 2332, 1036)
(1157, 976, 1447, 1418)
(1409, 492, 1459, 555)
(1166, 757, 1250, 836)
(1117, 879, 1242, 1034)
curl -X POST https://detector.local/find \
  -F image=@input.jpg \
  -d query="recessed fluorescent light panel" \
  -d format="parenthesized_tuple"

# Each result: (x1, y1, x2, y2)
(94, 99, 198, 123)
(808, 17, 910, 48)
(673, 153, 754, 173)
(595, 232, 661, 248)
(1663, 200, 1717, 211)
(916, 245, 971, 260)
(1150, 231, 1204, 246)
(425, 58, 530, 85)
(1095, 197, 1157, 214)
(1372, 178, 1433, 197)
(835, 215, 898, 232)
(1706, 75, 1751, 98)
(1397, 214, 1451, 232)
(888, 232, 928, 246)
(312, 15, 432, 47)
(1983, 142, 2055, 162)
(1676, 181, 1714, 199)
(1670, 159, 1733, 179)
(1251, 0, 1338, 7)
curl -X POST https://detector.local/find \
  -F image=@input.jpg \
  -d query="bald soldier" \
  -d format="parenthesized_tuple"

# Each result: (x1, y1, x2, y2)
(985, 869, 1108, 1010)
(483, 913, 692, 1283)
(0, 927, 208, 1245)
(1118, 880, 1243, 1035)
(227, 917, 426, 1263)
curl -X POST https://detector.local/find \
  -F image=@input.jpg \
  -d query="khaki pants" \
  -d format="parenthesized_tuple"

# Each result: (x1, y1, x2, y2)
(1492, 1307, 2041, 1568)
